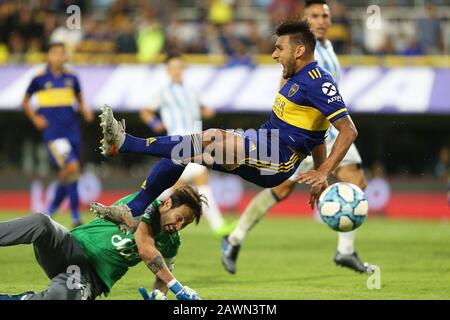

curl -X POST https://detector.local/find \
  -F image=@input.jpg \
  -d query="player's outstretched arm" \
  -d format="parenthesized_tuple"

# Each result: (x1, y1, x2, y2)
(135, 222, 201, 300)
(297, 115, 357, 187)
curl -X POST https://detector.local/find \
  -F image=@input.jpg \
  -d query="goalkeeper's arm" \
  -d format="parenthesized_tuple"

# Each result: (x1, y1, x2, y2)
(135, 223, 200, 300)
(152, 258, 175, 294)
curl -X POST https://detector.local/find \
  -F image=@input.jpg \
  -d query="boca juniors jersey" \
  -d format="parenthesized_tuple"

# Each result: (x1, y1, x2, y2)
(26, 67, 81, 141)
(261, 61, 348, 155)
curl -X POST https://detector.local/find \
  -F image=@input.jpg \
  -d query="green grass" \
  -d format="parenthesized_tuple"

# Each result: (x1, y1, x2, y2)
(1, 211, 450, 299)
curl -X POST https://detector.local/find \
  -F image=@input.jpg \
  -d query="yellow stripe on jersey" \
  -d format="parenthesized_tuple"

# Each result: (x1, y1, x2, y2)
(315, 68, 322, 78)
(37, 88, 75, 107)
(273, 93, 330, 131)
(245, 153, 298, 169)
(308, 69, 322, 80)
(326, 108, 348, 121)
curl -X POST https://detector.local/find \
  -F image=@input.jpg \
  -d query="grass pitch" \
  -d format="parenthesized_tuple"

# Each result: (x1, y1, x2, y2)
(0, 211, 449, 300)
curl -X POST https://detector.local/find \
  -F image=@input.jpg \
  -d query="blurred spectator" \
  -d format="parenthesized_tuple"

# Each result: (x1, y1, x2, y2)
(0, 0, 449, 62)
(416, 3, 444, 54)
(328, 2, 351, 54)
(208, 0, 235, 26)
(434, 146, 449, 179)
(115, 18, 137, 54)
(363, 17, 393, 55)
(136, 8, 165, 62)
(268, 0, 302, 24)
(49, 15, 84, 55)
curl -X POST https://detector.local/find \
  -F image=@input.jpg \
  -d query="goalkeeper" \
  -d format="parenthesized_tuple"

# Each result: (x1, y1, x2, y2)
(0, 185, 205, 300)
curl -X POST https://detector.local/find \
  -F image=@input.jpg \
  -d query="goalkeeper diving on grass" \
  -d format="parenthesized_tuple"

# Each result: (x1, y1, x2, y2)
(0, 185, 205, 300)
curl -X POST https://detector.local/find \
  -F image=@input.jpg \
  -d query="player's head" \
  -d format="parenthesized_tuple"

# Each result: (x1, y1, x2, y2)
(47, 42, 67, 69)
(304, 0, 331, 42)
(158, 184, 207, 234)
(165, 53, 184, 83)
(272, 20, 316, 79)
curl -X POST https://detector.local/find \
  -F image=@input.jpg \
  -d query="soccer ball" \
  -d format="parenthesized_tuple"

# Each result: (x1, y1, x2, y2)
(318, 182, 368, 232)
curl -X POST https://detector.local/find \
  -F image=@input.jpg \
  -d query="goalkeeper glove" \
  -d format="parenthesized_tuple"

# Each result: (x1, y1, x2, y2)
(139, 287, 168, 300)
(167, 279, 201, 300)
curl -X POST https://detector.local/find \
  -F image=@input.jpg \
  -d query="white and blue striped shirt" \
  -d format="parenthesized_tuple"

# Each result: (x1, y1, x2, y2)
(314, 39, 341, 85)
(315, 39, 341, 141)
(148, 81, 202, 136)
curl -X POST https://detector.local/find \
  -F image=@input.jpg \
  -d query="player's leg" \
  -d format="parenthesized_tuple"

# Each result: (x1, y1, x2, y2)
(333, 151, 372, 273)
(0, 212, 72, 277)
(23, 272, 95, 300)
(60, 160, 82, 228)
(99, 105, 244, 168)
(91, 158, 187, 230)
(46, 138, 82, 227)
(222, 179, 296, 274)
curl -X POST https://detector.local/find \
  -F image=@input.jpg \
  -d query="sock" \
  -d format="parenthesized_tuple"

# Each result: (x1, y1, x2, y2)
(197, 185, 224, 232)
(337, 230, 356, 255)
(119, 133, 203, 161)
(127, 159, 186, 217)
(228, 188, 278, 246)
(67, 181, 81, 224)
(48, 183, 67, 215)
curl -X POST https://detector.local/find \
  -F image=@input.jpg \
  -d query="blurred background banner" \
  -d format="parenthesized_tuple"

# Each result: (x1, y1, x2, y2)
(1, 64, 450, 113)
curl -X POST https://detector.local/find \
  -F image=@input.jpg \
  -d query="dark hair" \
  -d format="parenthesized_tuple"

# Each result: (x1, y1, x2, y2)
(170, 184, 206, 225)
(165, 52, 183, 64)
(48, 42, 65, 52)
(275, 20, 316, 55)
(305, 0, 327, 8)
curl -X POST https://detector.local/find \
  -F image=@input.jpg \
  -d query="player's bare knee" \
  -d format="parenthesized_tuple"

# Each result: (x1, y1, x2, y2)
(272, 180, 295, 201)
(59, 161, 80, 183)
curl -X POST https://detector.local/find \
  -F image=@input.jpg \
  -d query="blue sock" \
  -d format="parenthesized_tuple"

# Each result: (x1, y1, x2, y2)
(67, 181, 81, 223)
(119, 133, 203, 161)
(48, 184, 67, 215)
(127, 159, 186, 217)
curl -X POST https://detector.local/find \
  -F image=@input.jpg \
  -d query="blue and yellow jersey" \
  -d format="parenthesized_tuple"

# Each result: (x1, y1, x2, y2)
(26, 67, 81, 141)
(262, 61, 348, 155)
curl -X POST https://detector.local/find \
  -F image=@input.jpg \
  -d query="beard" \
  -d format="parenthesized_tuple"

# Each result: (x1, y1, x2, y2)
(282, 57, 297, 79)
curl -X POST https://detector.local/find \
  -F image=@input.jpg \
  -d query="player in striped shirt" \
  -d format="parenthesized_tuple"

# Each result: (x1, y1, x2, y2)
(222, 0, 372, 274)
(139, 54, 232, 236)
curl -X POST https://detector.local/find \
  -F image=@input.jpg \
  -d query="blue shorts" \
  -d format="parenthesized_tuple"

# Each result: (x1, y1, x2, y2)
(45, 137, 80, 169)
(212, 129, 305, 188)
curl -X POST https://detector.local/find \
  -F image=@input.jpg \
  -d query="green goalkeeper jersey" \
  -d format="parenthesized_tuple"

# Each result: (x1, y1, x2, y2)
(70, 193, 181, 295)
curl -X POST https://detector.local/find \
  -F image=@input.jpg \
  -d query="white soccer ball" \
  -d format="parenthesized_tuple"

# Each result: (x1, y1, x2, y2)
(318, 182, 368, 232)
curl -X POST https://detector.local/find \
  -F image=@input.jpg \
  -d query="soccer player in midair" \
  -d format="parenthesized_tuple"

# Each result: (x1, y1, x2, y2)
(22, 42, 94, 228)
(0, 185, 205, 300)
(222, 0, 373, 274)
(93, 21, 358, 253)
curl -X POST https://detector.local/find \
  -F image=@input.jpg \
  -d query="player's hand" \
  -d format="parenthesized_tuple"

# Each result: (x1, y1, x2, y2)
(175, 286, 201, 300)
(139, 287, 168, 300)
(308, 180, 328, 209)
(171, 285, 201, 300)
(153, 122, 165, 134)
(83, 109, 95, 123)
(32, 115, 48, 130)
(296, 169, 329, 188)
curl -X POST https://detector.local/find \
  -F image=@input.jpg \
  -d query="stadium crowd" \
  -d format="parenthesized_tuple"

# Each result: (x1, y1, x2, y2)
(0, 0, 448, 64)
